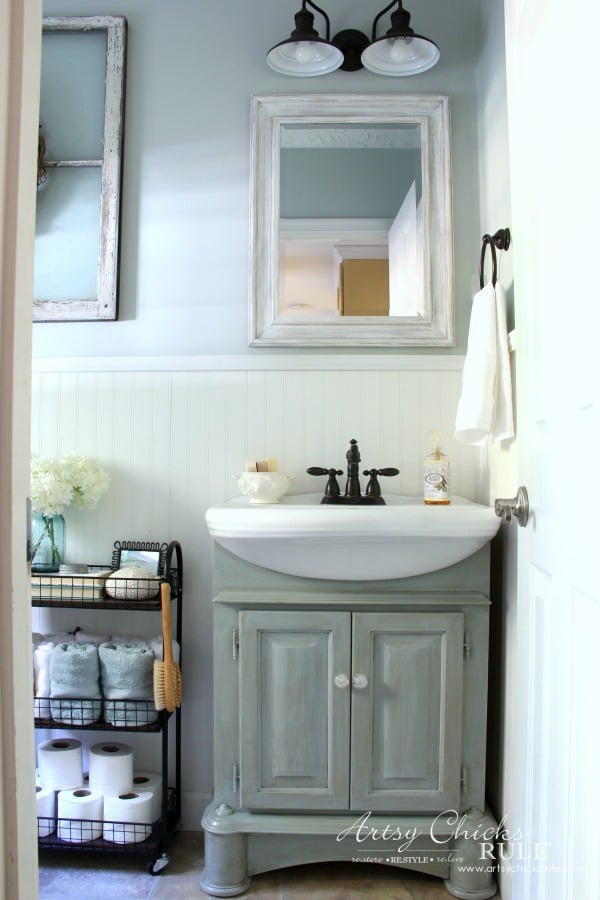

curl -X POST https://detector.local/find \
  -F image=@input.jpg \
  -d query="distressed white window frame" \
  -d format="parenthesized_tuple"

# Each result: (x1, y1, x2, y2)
(35, 16, 126, 322)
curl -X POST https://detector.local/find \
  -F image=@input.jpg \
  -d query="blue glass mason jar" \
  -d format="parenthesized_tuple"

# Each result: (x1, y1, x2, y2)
(31, 512, 65, 573)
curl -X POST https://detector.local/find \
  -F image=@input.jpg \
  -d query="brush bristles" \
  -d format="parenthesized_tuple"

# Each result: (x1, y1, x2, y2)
(154, 660, 182, 712)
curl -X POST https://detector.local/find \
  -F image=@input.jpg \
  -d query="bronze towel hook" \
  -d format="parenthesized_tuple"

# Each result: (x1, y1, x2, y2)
(479, 227, 511, 288)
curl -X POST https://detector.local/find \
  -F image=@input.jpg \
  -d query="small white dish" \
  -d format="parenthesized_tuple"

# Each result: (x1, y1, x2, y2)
(237, 472, 291, 504)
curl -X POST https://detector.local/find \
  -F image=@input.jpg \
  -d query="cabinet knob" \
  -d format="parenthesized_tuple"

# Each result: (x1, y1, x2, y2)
(352, 674, 369, 690)
(333, 673, 350, 689)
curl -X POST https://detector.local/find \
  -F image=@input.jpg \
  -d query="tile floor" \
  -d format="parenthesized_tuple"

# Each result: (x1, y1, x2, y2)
(38, 831, 500, 899)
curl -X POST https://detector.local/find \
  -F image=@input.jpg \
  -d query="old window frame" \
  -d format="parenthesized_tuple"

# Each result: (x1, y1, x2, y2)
(35, 16, 126, 322)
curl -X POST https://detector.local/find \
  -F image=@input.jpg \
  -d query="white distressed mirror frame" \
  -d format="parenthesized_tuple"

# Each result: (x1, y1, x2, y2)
(249, 94, 454, 347)
(35, 16, 126, 322)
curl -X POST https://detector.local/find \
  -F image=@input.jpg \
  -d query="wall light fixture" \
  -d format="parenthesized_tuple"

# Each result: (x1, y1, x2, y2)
(266, 0, 344, 77)
(266, 1, 439, 78)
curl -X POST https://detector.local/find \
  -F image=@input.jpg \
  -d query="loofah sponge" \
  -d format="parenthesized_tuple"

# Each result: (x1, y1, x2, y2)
(105, 566, 160, 601)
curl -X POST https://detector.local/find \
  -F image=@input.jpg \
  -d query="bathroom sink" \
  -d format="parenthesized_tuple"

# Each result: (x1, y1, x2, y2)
(205, 493, 501, 581)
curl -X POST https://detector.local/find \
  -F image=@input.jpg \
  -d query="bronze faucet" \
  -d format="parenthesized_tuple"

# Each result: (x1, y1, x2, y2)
(307, 439, 399, 505)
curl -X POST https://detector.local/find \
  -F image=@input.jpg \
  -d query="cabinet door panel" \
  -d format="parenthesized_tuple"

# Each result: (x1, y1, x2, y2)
(351, 612, 463, 812)
(239, 610, 351, 810)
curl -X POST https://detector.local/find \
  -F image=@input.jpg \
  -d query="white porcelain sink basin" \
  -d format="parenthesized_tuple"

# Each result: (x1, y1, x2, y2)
(205, 493, 501, 581)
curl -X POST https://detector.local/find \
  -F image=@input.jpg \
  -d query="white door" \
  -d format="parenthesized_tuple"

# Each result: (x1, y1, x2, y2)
(504, 2, 600, 899)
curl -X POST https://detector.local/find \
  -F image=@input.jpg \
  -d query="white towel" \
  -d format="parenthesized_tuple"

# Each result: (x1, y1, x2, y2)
(45, 632, 76, 645)
(490, 283, 514, 442)
(75, 631, 110, 646)
(455, 281, 514, 445)
(34, 640, 54, 717)
(110, 634, 150, 648)
(34, 641, 54, 697)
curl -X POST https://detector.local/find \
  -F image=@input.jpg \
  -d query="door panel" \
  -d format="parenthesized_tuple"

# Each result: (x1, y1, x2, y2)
(504, 2, 600, 897)
(350, 612, 464, 812)
(239, 610, 351, 810)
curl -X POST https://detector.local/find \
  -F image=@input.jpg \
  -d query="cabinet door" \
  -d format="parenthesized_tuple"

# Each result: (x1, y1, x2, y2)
(239, 610, 351, 811)
(350, 612, 464, 812)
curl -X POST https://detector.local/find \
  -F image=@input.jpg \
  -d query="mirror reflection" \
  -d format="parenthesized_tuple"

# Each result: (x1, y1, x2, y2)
(279, 123, 424, 318)
(118, 550, 160, 574)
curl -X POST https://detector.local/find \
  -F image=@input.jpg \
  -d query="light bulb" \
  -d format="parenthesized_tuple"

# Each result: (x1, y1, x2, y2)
(294, 41, 317, 64)
(388, 37, 413, 64)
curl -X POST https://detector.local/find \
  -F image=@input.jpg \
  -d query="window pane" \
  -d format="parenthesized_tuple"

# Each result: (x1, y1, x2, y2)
(34, 167, 102, 301)
(40, 31, 107, 160)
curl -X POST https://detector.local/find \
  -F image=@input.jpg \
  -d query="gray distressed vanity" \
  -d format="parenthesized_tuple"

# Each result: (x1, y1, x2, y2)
(201, 494, 500, 899)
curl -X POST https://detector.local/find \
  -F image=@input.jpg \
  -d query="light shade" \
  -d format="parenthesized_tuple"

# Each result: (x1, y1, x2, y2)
(361, 1, 440, 76)
(266, 2, 343, 77)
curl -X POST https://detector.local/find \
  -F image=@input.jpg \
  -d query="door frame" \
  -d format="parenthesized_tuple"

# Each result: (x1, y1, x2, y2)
(0, 2, 41, 897)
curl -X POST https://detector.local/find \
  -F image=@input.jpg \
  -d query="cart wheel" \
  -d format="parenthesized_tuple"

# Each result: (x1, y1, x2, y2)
(148, 855, 169, 875)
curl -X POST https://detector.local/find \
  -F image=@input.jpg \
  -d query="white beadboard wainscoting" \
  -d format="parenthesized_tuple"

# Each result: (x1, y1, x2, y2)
(31, 354, 480, 828)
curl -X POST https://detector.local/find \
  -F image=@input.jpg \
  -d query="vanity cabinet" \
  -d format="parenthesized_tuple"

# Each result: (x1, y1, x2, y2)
(239, 610, 463, 814)
(202, 544, 498, 900)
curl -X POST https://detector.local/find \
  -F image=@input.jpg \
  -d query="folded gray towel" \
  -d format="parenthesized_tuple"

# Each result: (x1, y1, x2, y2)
(49, 642, 101, 725)
(99, 642, 155, 700)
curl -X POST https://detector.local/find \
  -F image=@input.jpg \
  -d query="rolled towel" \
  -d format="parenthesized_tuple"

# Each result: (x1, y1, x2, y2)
(50, 643, 101, 725)
(45, 632, 76, 645)
(99, 642, 157, 727)
(75, 631, 110, 646)
(34, 640, 54, 718)
(110, 634, 150, 648)
(149, 635, 181, 665)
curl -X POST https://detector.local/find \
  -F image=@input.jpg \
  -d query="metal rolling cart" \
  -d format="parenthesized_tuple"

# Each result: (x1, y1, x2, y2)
(32, 539, 183, 875)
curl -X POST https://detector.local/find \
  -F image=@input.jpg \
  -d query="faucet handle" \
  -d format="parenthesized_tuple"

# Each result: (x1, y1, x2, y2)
(363, 467, 400, 499)
(362, 467, 399, 479)
(307, 466, 343, 498)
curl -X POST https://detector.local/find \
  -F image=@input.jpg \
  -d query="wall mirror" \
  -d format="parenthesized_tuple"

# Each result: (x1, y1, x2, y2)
(35, 16, 126, 322)
(249, 94, 454, 347)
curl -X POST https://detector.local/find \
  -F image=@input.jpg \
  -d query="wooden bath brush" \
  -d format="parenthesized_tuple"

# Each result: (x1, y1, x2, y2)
(154, 582, 182, 712)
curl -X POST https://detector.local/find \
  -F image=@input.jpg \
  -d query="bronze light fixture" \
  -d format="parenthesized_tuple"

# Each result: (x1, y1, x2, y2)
(267, 0, 439, 77)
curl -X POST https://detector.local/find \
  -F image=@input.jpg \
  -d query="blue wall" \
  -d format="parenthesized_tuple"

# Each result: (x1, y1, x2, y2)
(36, 0, 486, 356)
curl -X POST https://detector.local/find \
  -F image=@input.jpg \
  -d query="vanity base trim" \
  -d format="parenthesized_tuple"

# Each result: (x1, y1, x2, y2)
(200, 803, 498, 898)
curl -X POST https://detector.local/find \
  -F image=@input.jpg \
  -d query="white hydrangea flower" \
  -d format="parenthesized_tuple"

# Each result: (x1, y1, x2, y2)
(31, 454, 109, 516)
(30, 456, 74, 516)
(63, 454, 110, 509)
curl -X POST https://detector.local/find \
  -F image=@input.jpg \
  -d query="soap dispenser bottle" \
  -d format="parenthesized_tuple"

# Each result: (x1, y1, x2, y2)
(424, 431, 450, 505)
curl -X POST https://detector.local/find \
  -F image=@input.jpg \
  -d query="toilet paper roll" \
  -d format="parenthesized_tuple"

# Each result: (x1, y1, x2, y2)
(57, 789, 103, 843)
(103, 792, 153, 844)
(36, 785, 56, 838)
(38, 739, 83, 791)
(88, 742, 133, 797)
(132, 771, 162, 822)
